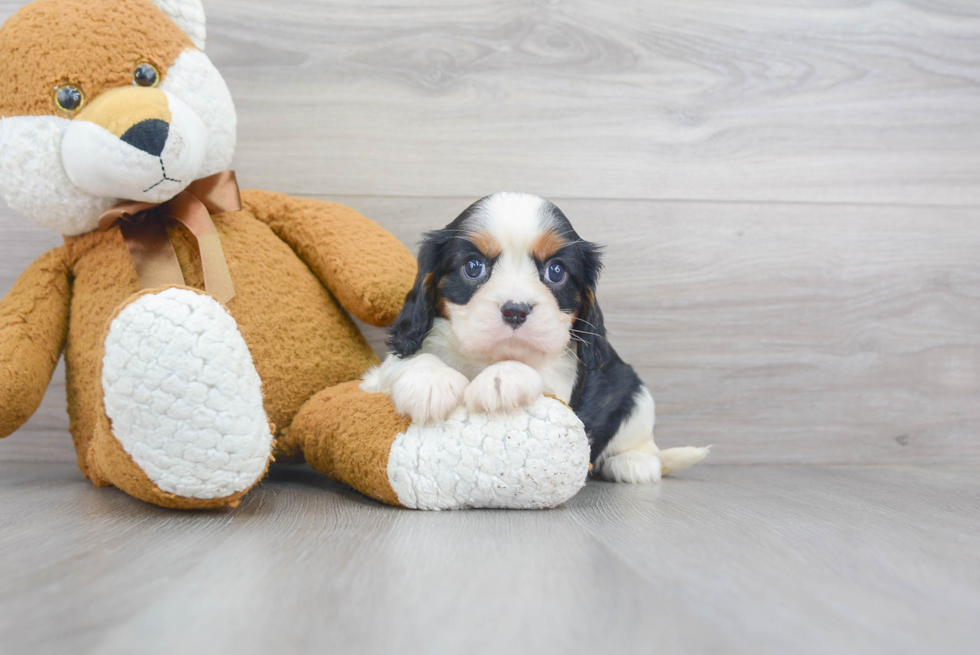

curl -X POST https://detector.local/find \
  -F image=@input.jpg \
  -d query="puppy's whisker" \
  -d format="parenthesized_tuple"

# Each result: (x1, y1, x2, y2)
(570, 328, 605, 341)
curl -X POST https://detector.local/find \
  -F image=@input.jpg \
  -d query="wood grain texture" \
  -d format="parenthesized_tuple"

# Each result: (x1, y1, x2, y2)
(206, 0, 980, 204)
(0, 462, 977, 655)
(2, 4, 979, 654)
(3, 196, 979, 465)
(3, 0, 977, 204)
(1, 0, 979, 463)
(339, 196, 980, 465)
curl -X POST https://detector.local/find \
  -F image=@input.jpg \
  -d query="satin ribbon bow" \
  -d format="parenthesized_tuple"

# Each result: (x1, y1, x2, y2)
(98, 171, 241, 303)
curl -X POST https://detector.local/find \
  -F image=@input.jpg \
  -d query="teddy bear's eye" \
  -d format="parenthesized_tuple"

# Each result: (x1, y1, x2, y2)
(54, 85, 84, 113)
(133, 63, 159, 88)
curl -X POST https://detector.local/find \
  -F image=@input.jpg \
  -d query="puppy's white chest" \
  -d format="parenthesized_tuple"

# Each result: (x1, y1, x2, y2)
(537, 352, 579, 404)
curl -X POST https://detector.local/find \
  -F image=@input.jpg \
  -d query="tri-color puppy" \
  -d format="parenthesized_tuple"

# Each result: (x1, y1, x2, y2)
(362, 192, 709, 483)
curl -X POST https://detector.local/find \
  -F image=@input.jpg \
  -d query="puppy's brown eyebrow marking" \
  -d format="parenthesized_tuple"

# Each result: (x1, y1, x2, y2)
(532, 229, 567, 261)
(468, 230, 502, 259)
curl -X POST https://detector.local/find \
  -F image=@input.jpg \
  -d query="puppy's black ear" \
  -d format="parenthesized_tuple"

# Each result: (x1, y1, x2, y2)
(386, 229, 451, 357)
(575, 242, 611, 371)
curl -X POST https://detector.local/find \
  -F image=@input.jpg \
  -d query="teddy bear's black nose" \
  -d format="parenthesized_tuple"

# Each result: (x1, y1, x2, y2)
(120, 119, 170, 157)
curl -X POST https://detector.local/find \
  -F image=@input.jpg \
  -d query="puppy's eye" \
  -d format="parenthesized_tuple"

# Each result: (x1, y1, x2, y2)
(463, 258, 488, 280)
(545, 261, 567, 285)
(133, 63, 160, 87)
(54, 85, 84, 113)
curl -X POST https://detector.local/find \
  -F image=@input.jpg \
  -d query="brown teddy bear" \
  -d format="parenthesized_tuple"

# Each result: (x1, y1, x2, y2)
(0, 0, 590, 510)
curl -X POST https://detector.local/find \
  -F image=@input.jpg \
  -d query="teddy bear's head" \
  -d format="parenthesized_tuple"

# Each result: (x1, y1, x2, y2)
(0, 0, 236, 236)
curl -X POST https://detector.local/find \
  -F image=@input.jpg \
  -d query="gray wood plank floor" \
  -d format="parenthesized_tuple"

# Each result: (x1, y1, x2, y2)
(2, 2, 979, 653)
(3, 0, 978, 204)
(210, 0, 980, 204)
(1, 462, 977, 655)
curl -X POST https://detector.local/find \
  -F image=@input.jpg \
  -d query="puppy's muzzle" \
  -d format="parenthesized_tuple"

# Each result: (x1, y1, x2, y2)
(501, 301, 533, 328)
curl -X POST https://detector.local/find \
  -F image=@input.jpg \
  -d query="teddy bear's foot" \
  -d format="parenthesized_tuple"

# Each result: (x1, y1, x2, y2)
(291, 382, 591, 510)
(389, 397, 591, 510)
(89, 287, 273, 509)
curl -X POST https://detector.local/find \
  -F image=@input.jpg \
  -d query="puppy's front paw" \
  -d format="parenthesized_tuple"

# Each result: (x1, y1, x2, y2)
(390, 356, 469, 424)
(464, 361, 544, 415)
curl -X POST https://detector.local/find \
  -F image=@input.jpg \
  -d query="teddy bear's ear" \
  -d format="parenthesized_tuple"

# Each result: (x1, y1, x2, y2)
(150, 0, 207, 50)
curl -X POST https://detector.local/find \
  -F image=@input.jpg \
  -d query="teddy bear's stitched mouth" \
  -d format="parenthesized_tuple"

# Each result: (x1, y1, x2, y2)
(143, 157, 181, 193)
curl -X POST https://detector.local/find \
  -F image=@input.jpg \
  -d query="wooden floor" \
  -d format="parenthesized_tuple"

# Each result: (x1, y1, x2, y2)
(3, 0, 979, 465)
(0, 462, 977, 655)
(2, 1, 980, 653)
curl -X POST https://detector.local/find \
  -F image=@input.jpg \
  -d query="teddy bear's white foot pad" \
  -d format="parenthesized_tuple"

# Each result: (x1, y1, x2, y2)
(101, 288, 272, 500)
(387, 397, 591, 510)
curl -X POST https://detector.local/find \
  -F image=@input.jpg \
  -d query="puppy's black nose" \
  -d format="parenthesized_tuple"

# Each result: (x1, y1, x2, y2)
(501, 301, 532, 328)
(120, 119, 170, 157)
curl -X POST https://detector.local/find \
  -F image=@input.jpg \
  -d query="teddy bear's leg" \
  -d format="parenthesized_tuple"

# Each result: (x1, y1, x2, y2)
(86, 287, 274, 509)
(288, 381, 592, 510)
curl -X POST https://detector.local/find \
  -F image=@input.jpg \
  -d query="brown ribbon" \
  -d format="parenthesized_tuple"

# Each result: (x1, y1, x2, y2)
(99, 171, 241, 303)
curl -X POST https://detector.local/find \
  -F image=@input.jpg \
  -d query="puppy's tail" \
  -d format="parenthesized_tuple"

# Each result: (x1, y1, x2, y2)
(657, 445, 711, 476)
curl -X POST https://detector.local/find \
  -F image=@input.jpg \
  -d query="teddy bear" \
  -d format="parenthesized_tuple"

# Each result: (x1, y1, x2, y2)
(0, 0, 590, 510)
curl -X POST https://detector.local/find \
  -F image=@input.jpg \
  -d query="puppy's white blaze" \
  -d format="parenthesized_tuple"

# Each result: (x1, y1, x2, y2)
(469, 191, 554, 252)
(361, 353, 469, 424)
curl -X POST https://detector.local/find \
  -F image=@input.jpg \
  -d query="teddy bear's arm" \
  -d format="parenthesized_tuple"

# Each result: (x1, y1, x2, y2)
(0, 248, 72, 439)
(241, 189, 417, 327)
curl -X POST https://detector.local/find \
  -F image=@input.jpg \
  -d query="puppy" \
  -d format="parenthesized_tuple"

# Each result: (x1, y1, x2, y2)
(362, 192, 709, 483)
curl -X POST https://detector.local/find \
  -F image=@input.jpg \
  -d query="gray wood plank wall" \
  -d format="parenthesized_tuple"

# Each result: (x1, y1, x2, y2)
(1, 0, 978, 465)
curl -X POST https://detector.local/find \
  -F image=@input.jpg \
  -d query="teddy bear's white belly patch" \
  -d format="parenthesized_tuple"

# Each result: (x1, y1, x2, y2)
(386, 397, 591, 510)
(101, 288, 273, 500)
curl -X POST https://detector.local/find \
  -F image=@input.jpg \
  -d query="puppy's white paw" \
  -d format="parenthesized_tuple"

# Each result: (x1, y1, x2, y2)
(389, 354, 470, 424)
(596, 450, 663, 484)
(464, 360, 544, 415)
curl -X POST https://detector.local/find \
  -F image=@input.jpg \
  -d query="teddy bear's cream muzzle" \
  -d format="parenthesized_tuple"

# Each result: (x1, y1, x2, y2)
(61, 86, 208, 205)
